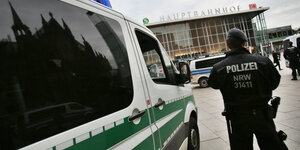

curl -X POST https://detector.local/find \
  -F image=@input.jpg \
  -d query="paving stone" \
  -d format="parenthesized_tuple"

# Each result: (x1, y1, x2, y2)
(198, 122, 218, 142)
(280, 118, 300, 131)
(200, 138, 229, 150)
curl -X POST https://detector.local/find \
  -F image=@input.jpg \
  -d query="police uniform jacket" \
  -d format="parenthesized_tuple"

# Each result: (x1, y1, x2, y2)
(284, 46, 300, 68)
(272, 51, 279, 63)
(208, 48, 281, 107)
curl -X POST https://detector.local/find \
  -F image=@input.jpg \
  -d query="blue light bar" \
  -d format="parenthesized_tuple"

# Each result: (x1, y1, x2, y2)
(94, 0, 112, 8)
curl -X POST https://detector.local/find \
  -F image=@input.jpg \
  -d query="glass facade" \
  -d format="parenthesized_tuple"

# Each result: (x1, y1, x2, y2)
(252, 13, 269, 46)
(148, 11, 267, 61)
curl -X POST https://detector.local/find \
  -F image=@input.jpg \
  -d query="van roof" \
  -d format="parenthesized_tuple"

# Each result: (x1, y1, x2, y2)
(80, 0, 124, 18)
(190, 54, 226, 62)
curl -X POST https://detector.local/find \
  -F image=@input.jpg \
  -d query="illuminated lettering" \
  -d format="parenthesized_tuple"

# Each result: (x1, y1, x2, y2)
(181, 12, 185, 18)
(215, 8, 221, 14)
(223, 7, 228, 13)
(160, 16, 165, 22)
(230, 6, 236, 12)
(187, 11, 191, 17)
(173, 13, 179, 20)
(158, 6, 241, 22)
(207, 9, 213, 15)
(194, 11, 199, 17)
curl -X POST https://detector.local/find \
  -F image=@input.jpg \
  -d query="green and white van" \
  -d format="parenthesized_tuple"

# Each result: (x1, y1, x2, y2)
(0, 0, 199, 150)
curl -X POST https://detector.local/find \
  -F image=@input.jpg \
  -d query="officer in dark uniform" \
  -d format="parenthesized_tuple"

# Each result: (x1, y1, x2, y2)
(284, 41, 300, 80)
(208, 28, 288, 150)
(272, 50, 282, 70)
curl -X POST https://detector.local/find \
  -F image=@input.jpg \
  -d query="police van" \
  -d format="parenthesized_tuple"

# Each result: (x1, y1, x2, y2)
(190, 55, 225, 87)
(0, 0, 199, 150)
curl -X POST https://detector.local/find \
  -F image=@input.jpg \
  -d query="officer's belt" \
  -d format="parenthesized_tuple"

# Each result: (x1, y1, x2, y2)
(228, 105, 268, 115)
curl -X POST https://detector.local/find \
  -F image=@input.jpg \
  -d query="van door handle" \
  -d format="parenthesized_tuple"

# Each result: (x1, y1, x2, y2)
(154, 100, 165, 108)
(128, 110, 146, 122)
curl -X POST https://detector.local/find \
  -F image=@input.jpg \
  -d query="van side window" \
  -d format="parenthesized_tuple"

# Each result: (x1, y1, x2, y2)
(135, 30, 177, 85)
(0, 0, 133, 148)
(195, 57, 224, 69)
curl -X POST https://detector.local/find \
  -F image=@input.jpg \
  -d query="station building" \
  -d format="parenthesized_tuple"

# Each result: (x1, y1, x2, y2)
(146, 5, 270, 61)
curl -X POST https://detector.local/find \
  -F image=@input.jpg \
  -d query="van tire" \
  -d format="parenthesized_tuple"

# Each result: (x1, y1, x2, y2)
(188, 117, 200, 150)
(198, 78, 208, 88)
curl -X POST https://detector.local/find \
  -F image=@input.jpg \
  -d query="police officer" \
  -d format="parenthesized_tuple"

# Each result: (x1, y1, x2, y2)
(272, 49, 282, 70)
(208, 28, 288, 150)
(284, 41, 300, 80)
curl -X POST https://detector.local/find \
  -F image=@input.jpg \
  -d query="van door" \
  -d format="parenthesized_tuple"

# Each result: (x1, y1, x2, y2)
(0, 0, 155, 149)
(129, 23, 193, 149)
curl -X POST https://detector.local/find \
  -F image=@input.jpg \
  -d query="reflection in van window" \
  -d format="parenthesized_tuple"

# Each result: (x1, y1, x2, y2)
(0, 0, 133, 148)
(136, 30, 177, 85)
(135, 31, 168, 83)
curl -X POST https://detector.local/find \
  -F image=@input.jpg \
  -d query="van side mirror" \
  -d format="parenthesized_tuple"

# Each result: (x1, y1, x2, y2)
(177, 62, 191, 84)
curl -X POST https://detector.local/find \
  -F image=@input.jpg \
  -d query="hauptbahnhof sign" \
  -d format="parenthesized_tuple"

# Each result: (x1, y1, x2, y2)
(159, 5, 241, 22)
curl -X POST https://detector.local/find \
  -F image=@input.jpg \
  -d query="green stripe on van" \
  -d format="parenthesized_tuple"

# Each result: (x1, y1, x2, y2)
(65, 111, 152, 150)
(133, 133, 158, 150)
(58, 95, 194, 150)
(153, 101, 185, 148)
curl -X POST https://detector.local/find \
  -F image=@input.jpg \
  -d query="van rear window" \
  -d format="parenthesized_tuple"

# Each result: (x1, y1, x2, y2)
(0, 0, 133, 148)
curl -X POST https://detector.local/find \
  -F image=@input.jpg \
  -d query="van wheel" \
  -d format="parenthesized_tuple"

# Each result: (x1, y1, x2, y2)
(188, 117, 200, 150)
(198, 78, 208, 88)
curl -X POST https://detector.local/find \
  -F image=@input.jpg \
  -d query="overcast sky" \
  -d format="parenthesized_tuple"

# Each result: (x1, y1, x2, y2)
(110, 0, 300, 29)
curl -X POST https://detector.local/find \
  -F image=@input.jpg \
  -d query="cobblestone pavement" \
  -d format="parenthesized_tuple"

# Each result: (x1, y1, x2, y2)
(191, 57, 300, 150)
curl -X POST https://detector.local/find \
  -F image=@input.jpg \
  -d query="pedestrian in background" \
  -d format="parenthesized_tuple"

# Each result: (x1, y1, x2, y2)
(272, 50, 282, 70)
(284, 41, 300, 80)
(208, 28, 288, 150)
(276, 48, 281, 61)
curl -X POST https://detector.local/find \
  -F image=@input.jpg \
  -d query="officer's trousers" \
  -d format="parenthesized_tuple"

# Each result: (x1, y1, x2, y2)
(290, 61, 300, 79)
(229, 109, 288, 150)
(291, 67, 300, 79)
